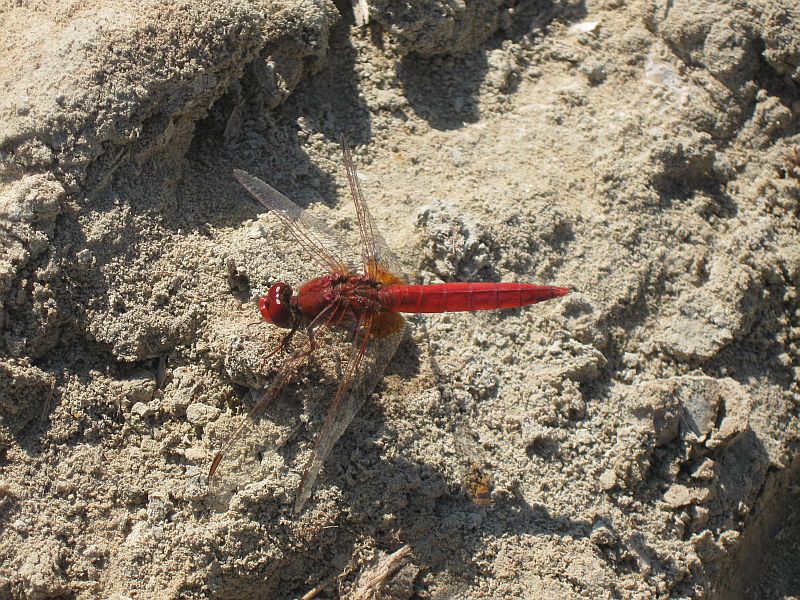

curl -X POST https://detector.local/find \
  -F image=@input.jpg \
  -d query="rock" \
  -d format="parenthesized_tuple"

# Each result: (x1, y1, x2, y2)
(590, 521, 617, 547)
(130, 402, 153, 418)
(146, 491, 172, 522)
(364, 0, 521, 56)
(599, 469, 617, 491)
(692, 506, 710, 529)
(645, 0, 760, 90)
(663, 484, 710, 509)
(185, 402, 220, 426)
(119, 372, 157, 406)
(707, 380, 751, 449)
(629, 379, 682, 446)
(692, 530, 726, 562)
(691, 459, 716, 481)
(630, 376, 753, 447)
(653, 289, 736, 362)
(580, 61, 608, 85)
(762, 5, 800, 83)
(415, 200, 490, 280)
(679, 377, 721, 443)
(707, 427, 770, 529)
(16, 539, 70, 598)
(0, 359, 53, 447)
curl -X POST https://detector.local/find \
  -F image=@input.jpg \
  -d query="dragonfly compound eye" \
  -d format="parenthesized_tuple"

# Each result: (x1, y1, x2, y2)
(259, 282, 294, 328)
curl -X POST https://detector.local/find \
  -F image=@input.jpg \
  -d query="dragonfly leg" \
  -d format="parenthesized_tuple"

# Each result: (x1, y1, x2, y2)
(291, 303, 341, 361)
(290, 328, 317, 362)
(262, 325, 298, 363)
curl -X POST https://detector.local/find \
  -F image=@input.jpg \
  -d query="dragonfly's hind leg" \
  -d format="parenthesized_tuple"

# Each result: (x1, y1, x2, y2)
(294, 304, 341, 360)
(292, 329, 317, 362)
(262, 325, 299, 363)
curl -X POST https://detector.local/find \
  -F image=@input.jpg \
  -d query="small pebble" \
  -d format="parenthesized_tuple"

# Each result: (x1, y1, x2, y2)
(131, 402, 153, 418)
(591, 521, 616, 547)
(599, 469, 617, 491)
(185, 402, 220, 426)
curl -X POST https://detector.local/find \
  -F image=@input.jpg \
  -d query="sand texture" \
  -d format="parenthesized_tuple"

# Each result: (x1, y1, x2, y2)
(1, 0, 799, 598)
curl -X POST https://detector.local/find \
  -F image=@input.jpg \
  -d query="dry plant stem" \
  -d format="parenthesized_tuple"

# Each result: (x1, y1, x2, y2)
(351, 545, 413, 600)
(300, 573, 337, 600)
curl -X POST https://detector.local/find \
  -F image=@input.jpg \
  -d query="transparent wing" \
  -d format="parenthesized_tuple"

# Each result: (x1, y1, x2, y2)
(234, 169, 354, 274)
(208, 349, 307, 484)
(208, 302, 345, 487)
(230, 141, 410, 513)
(339, 137, 408, 283)
(294, 309, 407, 513)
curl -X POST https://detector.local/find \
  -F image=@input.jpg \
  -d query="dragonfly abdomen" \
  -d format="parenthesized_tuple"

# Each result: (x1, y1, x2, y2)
(379, 282, 569, 313)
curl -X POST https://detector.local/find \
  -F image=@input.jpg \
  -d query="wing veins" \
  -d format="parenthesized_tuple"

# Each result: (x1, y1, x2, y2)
(208, 349, 305, 480)
(234, 169, 348, 274)
(294, 311, 375, 513)
(340, 138, 379, 277)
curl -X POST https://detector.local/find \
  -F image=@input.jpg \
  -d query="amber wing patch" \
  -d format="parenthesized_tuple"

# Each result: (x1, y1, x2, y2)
(370, 261, 406, 286)
(371, 310, 406, 338)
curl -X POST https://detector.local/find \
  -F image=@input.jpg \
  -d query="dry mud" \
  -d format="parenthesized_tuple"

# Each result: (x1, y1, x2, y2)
(1, 0, 799, 598)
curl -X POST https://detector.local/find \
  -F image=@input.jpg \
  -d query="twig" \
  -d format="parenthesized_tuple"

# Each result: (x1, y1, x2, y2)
(351, 545, 412, 600)
(301, 574, 336, 600)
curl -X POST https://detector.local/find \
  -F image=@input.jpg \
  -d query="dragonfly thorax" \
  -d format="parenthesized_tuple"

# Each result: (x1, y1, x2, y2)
(259, 282, 295, 328)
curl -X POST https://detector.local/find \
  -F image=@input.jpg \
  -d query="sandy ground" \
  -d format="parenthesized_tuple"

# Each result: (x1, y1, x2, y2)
(1, 0, 799, 598)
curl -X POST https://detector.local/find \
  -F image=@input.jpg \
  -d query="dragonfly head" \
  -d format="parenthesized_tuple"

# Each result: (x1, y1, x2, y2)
(259, 282, 294, 328)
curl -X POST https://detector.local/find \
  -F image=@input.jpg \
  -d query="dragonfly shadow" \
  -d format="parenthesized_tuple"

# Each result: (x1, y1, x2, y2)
(397, 0, 586, 131)
(269, 344, 595, 594)
(226, 415, 593, 598)
(383, 325, 424, 380)
(397, 50, 489, 131)
(307, 442, 593, 596)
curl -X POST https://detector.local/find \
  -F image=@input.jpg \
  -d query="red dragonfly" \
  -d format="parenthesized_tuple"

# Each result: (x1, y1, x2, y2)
(209, 138, 568, 514)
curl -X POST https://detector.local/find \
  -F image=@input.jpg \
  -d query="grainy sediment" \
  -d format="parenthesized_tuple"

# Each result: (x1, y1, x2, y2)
(1, 1, 798, 598)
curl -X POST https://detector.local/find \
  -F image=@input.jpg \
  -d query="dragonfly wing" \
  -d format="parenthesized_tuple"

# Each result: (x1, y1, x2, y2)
(339, 137, 408, 284)
(208, 346, 307, 485)
(294, 309, 407, 513)
(234, 169, 356, 274)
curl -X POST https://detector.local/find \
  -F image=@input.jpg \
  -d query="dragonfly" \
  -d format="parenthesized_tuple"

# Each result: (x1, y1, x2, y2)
(209, 137, 569, 514)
